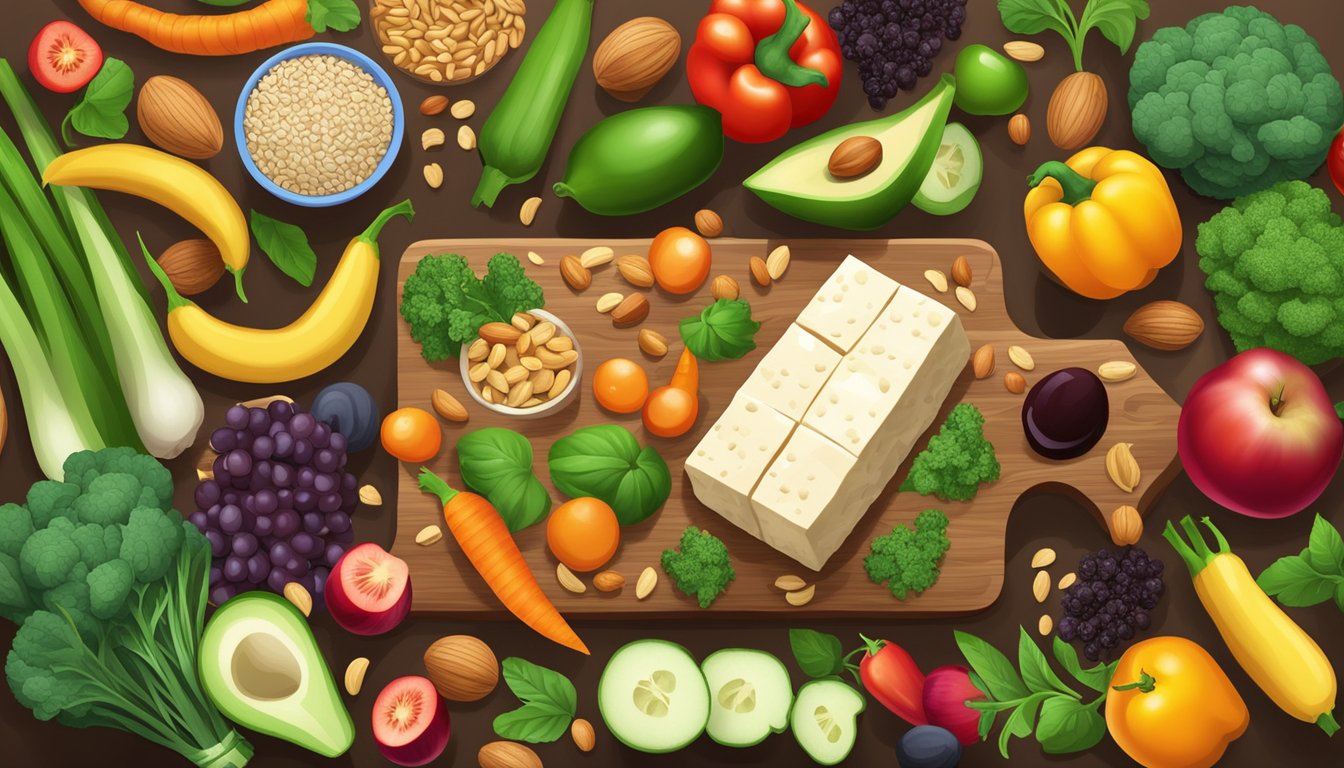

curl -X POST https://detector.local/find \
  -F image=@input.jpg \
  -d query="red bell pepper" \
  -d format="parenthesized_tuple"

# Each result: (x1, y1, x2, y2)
(687, 0, 843, 144)
(858, 634, 928, 725)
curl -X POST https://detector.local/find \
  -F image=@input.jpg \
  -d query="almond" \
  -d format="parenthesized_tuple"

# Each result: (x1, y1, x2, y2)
(1004, 40, 1045, 62)
(786, 585, 816, 606)
(527, 251, 545, 266)
(612, 293, 650, 326)
(556, 563, 586, 594)
(344, 657, 370, 696)
(774, 575, 807, 591)
(137, 76, 223, 159)
(519, 196, 542, 227)
(1110, 505, 1144, 547)
(479, 322, 522, 346)
(1059, 572, 1077, 590)
(1008, 114, 1031, 145)
(593, 17, 681, 102)
(415, 525, 444, 546)
(1039, 614, 1054, 636)
(616, 255, 655, 288)
(1004, 371, 1027, 394)
(1048, 71, 1108, 150)
(951, 255, 973, 287)
(1032, 571, 1051, 603)
(560, 255, 592, 291)
(1098, 360, 1137, 382)
(359, 484, 382, 505)
(711, 274, 740, 300)
(479, 741, 542, 768)
(829, 135, 882, 178)
(766, 244, 791, 280)
(923, 269, 949, 293)
(457, 125, 477, 151)
(1106, 442, 1141, 493)
(636, 566, 657, 599)
(432, 389, 469, 423)
(283, 581, 312, 617)
(955, 286, 977, 312)
(1031, 548, 1057, 569)
(638, 328, 668, 358)
(749, 256, 771, 287)
(157, 239, 224, 295)
(450, 99, 476, 119)
(423, 162, 444, 189)
(1007, 345, 1035, 371)
(580, 246, 615, 269)
(421, 127, 446, 150)
(424, 635, 499, 701)
(694, 209, 724, 238)
(1123, 301, 1204, 351)
(971, 345, 995, 379)
(571, 718, 597, 752)
(420, 95, 450, 115)
(593, 570, 625, 592)
(595, 292, 624, 314)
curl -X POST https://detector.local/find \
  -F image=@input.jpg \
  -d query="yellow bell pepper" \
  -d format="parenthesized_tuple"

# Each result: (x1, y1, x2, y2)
(1023, 147, 1182, 299)
(1106, 636, 1248, 768)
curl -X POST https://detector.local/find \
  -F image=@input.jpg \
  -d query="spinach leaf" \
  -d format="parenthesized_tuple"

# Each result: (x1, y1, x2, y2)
(1035, 697, 1106, 754)
(679, 299, 761, 362)
(457, 428, 551, 532)
(492, 657, 576, 743)
(306, 0, 363, 33)
(249, 210, 316, 287)
(789, 629, 844, 678)
(548, 425, 671, 525)
(62, 58, 133, 144)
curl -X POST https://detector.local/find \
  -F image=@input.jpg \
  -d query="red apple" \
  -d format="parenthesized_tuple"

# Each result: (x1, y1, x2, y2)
(1178, 348, 1342, 518)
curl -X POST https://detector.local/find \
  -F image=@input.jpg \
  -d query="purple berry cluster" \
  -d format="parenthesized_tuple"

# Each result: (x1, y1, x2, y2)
(1057, 547, 1165, 661)
(827, 0, 968, 109)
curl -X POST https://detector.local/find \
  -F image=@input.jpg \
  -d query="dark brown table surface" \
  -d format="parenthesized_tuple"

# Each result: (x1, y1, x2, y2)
(3, 1, 1342, 766)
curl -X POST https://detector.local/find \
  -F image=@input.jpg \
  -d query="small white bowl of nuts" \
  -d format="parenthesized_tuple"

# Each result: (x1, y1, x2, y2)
(459, 309, 582, 419)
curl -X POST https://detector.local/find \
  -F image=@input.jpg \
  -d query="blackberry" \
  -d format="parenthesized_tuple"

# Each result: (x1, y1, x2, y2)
(1056, 546, 1166, 660)
(829, 0, 968, 108)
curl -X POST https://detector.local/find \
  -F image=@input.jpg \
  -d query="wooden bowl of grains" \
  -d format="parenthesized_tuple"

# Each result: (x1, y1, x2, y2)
(235, 43, 405, 207)
(369, 0, 528, 85)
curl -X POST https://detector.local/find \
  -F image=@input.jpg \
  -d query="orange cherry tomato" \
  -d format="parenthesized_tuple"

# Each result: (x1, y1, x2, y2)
(380, 407, 442, 463)
(592, 358, 649, 414)
(643, 386, 699, 438)
(648, 226, 711, 294)
(547, 497, 620, 572)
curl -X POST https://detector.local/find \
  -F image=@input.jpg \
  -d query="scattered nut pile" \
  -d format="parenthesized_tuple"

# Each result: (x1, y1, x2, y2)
(773, 574, 815, 607)
(553, 564, 657, 600)
(466, 314, 577, 409)
(242, 55, 394, 197)
(1029, 546, 1057, 636)
(372, 0, 527, 84)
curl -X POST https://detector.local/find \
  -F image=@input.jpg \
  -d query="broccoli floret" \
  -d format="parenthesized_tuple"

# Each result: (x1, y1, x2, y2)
(864, 510, 951, 599)
(400, 253, 545, 362)
(0, 553, 32, 622)
(5, 611, 89, 721)
(71, 473, 142, 527)
(119, 509, 185, 584)
(900, 404, 1001, 502)
(1197, 180, 1344, 363)
(661, 527, 735, 608)
(69, 524, 112, 571)
(24, 481, 79, 529)
(19, 520, 81, 590)
(0, 503, 35, 558)
(41, 565, 97, 641)
(1128, 6, 1344, 199)
(63, 448, 173, 509)
(87, 560, 135, 621)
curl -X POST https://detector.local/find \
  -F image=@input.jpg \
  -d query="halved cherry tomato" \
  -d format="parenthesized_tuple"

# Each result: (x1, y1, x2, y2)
(28, 21, 103, 94)
(381, 407, 442, 463)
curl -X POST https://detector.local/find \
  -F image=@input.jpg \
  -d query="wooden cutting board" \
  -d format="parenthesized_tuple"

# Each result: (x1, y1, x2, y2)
(392, 239, 1182, 617)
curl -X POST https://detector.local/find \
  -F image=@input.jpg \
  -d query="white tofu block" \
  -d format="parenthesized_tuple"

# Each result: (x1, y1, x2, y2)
(684, 396, 796, 538)
(794, 255, 899, 353)
(750, 425, 858, 571)
(738, 324, 842, 421)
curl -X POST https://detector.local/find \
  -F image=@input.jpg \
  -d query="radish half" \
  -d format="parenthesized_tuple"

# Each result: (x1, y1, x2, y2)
(325, 542, 412, 635)
(372, 676, 450, 767)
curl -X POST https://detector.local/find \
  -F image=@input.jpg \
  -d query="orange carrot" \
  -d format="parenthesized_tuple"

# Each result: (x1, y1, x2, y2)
(77, 0, 315, 56)
(418, 469, 590, 655)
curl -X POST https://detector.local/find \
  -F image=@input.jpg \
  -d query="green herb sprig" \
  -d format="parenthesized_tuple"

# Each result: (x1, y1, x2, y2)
(249, 210, 317, 287)
(62, 58, 133, 145)
(1257, 514, 1344, 612)
(997, 0, 1150, 72)
(679, 298, 761, 362)
(492, 657, 577, 743)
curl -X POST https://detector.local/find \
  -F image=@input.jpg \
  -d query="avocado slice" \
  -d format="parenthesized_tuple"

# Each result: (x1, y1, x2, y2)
(744, 75, 956, 231)
(913, 122, 983, 215)
(791, 679, 866, 765)
(702, 648, 793, 748)
(199, 592, 354, 758)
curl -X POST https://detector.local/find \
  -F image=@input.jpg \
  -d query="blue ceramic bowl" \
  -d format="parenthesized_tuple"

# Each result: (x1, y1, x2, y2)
(235, 43, 404, 208)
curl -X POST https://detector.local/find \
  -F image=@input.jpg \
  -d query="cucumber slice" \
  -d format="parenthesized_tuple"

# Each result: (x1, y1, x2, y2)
(791, 679, 866, 765)
(701, 649, 793, 748)
(913, 123, 982, 215)
(599, 639, 709, 753)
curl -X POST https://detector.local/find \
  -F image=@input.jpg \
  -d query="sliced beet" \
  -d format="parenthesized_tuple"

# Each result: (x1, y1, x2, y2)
(324, 542, 412, 635)
(372, 676, 450, 767)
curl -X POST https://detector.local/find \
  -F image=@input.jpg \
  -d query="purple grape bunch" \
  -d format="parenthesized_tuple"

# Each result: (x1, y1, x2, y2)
(191, 400, 357, 605)
(828, 0, 968, 110)
(1056, 547, 1166, 661)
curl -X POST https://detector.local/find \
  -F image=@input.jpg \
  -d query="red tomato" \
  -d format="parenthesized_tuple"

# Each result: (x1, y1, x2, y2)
(1330, 127, 1343, 197)
(28, 21, 103, 94)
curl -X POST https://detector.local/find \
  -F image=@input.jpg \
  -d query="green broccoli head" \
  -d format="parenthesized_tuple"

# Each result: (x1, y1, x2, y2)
(899, 404, 1001, 502)
(87, 560, 135, 621)
(119, 509, 186, 584)
(0, 503, 35, 559)
(400, 253, 545, 362)
(864, 510, 951, 600)
(63, 447, 173, 510)
(19, 519, 81, 591)
(1128, 6, 1343, 199)
(71, 474, 143, 527)
(0, 552, 32, 623)
(1197, 180, 1344, 363)
(5, 610, 91, 721)
(24, 482, 79, 529)
(660, 527, 735, 608)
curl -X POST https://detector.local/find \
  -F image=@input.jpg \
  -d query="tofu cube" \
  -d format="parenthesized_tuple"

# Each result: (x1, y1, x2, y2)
(738, 324, 842, 421)
(684, 396, 796, 538)
(795, 255, 899, 353)
(750, 425, 859, 571)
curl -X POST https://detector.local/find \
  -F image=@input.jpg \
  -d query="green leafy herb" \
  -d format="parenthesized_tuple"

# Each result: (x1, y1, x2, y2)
(956, 627, 1117, 758)
(548, 425, 671, 526)
(61, 58, 133, 145)
(1257, 514, 1344, 612)
(997, 0, 1150, 71)
(661, 527, 734, 608)
(492, 657, 577, 743)
(900, 403, 1000, 502)
(457, 428, 551, 532)
(864, 509, 950, 599)
(679, 299, 761, 362)
(789, 629, 846, 678)
(306, 0, 363, 33)
(249, 210, 317, 287)
(400, 253, 544, 361)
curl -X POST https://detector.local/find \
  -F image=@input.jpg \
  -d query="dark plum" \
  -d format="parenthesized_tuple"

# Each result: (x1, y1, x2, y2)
(1022, 367, 1109, 459)
(896, 725, 961, 768)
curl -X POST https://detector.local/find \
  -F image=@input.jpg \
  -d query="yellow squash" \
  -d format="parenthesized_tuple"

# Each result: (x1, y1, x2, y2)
(44, 143, 250, 300)
(142, 201, 413, 384)
(1024, 147, 1182, 300)
(1165, 515, 1339, 735)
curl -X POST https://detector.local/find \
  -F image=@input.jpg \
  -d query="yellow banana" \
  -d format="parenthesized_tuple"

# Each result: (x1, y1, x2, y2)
(44, 143, 250, 301)
(141, 201, 413, 384)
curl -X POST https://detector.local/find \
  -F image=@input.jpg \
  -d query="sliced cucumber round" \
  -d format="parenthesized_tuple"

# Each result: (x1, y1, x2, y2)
(913, 123, 983, 216)
(599, 639, 709, 754)
(791, 679, 866, 766)
(701, 649, 793, 748)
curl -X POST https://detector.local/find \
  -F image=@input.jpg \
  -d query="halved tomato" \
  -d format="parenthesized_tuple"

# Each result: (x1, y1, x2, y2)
(28, 21, 103, 94)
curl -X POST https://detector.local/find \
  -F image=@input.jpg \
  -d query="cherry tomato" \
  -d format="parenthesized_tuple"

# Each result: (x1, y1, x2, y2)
(547, 497, 620, 572)
(380, 407, 442, 463)
(643, 385, 699, 438)
(648, 227, 711, 294)
(593, 358, 649, 414)
(28, 21, 103, 94)
(1329, 127, 1343, 197)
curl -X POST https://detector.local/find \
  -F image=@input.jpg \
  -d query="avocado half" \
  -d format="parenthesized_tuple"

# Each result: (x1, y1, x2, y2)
(743, 75, 957, 231)
(199, 592, 355, 758)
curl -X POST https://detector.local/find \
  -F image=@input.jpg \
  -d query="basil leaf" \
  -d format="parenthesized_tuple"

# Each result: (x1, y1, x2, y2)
(679, 299, 761, 362)
(1035, 696, 1107, 754)
(457, 428, 551, 532)
(996, 696, 1041, 758)
(1257, 555, 1338, 607)
(977, 708, 996, 741)
(492, 657, 576, 743)
(1077, 0, 1151, 56)
(955, 630, 1029, 701)
(249, 210, 317, 287)
(789, 629, 844, 678)
(548, 425, 671, 526)
(1051, 637, 1113, 693)
(996, 0, 1076, 45)
(62, 58, 133, 144)
(1017, 627, 1076, 697)
(306, 0, 363, 33)
(1307, 514, 1344, 576)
